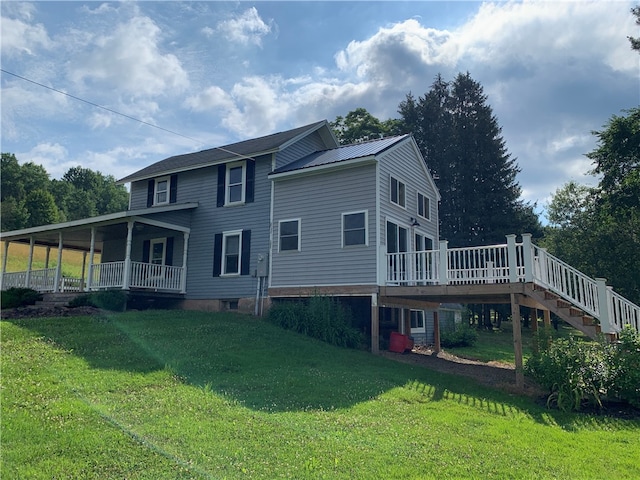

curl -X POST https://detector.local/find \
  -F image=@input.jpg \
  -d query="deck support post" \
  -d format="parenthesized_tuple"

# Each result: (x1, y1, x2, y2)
(54, 232, 63, 292)
(26, 237, 35, 288)
(511, 293, 524, 389)
(543, 309, 551, 328)
(433, 310, 441, 353)
(438, 240, 449, 285)
(122, 220, 133, 290)
(87, 227, 96, 291)
(45, 246, 51, 269)
(80, 251, 87, 291)
(506, 234, 518, 283)
(1, 241, 9, 288)
(181, 232, 189, 294)
(371, 293, 379, 354)
(596, 278, 613, 335)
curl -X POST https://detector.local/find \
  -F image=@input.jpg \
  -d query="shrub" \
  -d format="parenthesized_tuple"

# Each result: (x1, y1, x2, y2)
(267, 296, 363, 349)
(440, 323, 478, 348)
(1, 287, 42, 308)
(68, 290, 127, 311)
(606, 326, 640, 408)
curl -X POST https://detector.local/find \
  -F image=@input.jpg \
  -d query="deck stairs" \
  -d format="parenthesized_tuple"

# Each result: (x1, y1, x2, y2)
(35, 292, 87, 308)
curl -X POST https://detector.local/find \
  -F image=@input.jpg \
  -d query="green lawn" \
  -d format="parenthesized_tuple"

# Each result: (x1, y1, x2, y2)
(3, 311, 639, 479)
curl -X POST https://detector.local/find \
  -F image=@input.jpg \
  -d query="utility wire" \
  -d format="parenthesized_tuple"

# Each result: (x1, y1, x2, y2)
(0, 68, 256, 162)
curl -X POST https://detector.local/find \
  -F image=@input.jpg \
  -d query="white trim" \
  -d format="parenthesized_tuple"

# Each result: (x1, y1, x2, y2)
(221, 229, 243, 276)
(417, 191, 431, 221)
(390, 175, 406, 209)
(278, 218, 301, 252)
(154, 176, 170, 206)
(341, 210, 369, 247)
(225, 161, 246, 206)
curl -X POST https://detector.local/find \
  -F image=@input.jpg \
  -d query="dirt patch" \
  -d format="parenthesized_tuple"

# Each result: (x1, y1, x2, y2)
(1, 305, 102, 320)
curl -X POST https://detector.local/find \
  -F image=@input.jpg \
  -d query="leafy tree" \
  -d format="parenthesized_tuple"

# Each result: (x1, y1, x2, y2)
(399, 73, 541, 247)
(331, 108, 402, 145)
(23, 189, 60, 227)
(629, 6, 640, 52)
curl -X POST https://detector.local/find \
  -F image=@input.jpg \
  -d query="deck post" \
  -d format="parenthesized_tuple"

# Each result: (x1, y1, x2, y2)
(595, 278, 613, 334)
(371, 293, 380, 354)
(54, 232, 63, 292)
(1, 241, 9, 288)
(122, 220, 134, 290)
(86, 227, 96, 291)
(80, 251, 87, 291)
(522, 233, 534, 283)
(26, 237, 35, 288)
(506, 234, 518, 283)
(45, 246, 51, 269)
(181, 232, 189, 294)
(438, 240, 449, 285)
(433, 310, 441, 353)
(511, 293, 524, 389)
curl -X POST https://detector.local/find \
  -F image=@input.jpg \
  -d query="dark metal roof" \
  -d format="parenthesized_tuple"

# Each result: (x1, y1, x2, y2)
(271, 134, 409, 175)
(118, 120, 331, 184)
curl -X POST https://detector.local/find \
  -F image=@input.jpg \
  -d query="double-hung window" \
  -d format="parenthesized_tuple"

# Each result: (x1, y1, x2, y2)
(417, 192, 430, 220)
(226, 162, 246, 205)
(222, 230, 242, 275)
(279, 219, 300, 252)
(154, 176, 170, 205)
(390, 176, 406, 208)
(342, 211, 368, 247)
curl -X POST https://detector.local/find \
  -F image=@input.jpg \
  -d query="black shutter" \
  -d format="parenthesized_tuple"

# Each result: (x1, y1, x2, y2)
(142, 240, 150, 263)
(169, 174, 178, 204)
(216, 164, 226, 207)
(246, 160, 255, 203)
(165, 237, 174, 266)
(241, 229, 251, 276)
(213, 233, 223, 277)
(147, 180, 154, 207)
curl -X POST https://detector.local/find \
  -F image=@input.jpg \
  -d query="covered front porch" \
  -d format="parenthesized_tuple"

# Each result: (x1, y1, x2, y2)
(1, 204, 197, 295)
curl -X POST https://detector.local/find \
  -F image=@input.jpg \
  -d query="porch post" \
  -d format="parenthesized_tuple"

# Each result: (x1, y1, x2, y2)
(522, 233, 534, 283)
(54, 232, 63, 293)
(87, 227, 96, 291)
(433, 310, 441, 353)
(45, 246, 51, 269)
(1, 241, 9, 288)
(511, 293, 524, 389)
(506, 234, 518, 283)
(26, 237, 35, 288)
(180, 232, 189, 294)
(438, 240, 449, 285)
(596, 278, 613, 335)
(371, 293, 380, 354)
(122, 220, 134, 290)
(80, 251, 87, 291)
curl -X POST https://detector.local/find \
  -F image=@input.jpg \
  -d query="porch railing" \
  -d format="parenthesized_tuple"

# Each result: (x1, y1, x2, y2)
(89, 261, 184, 292)
(1, 268, 82, 293)
(385, 234, 640, 335)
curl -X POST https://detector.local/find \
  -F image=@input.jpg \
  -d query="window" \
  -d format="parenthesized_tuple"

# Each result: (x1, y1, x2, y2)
(222, 231, 242, 275)
(414, 234, 433, 252)
(279, 219, 300, 251)
(150, 238, 166, 265)
(342, 211, 368, 247)
(418, 193, 430, 220)
(410, 310, 425, 329)
(226, 162, 246, 204)
(390, 176, 406, 207)
(154, 177, 169, 205)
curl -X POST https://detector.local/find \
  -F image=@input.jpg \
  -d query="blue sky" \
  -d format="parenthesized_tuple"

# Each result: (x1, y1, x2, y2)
(1, 1, 638, 220)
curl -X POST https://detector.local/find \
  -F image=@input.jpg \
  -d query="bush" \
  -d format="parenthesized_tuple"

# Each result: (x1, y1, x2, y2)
(69, 290, 127, 311)
(267, 296, 363, 349)
(606, 326, 640, 408)
(1, 287, 42, 308)
(440, 323, 478, 348)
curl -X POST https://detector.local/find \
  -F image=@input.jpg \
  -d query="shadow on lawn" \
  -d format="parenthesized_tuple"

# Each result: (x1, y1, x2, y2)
(7, 312, 631, 427)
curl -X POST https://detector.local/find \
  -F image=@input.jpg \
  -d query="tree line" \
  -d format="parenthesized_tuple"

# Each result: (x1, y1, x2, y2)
(0, 153, 129, 231)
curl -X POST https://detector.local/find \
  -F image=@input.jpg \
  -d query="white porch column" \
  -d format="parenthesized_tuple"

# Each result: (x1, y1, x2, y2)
(180, 232, 190, 294)
(2, 241, 9, 288)
(506, 234, 518, 283)
(54, 232, 63, 293)
(26, 237, 35, 288)
(522, 233, 534, 283)
(122, 220, 134, 290)
(438, 240, 449, 285)
(86, 227, 96, 291)
(596, 278, 614, 334)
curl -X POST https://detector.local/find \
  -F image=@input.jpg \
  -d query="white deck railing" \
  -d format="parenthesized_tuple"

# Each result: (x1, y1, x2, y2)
(385, 234, 640, 335)
(1, 268, 82, 293)
(129, 261, 183, 291)
(90, 262, 126, 289)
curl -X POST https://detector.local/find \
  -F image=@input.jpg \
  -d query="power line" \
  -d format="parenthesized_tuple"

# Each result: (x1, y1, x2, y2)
(1, 68, 257, 163)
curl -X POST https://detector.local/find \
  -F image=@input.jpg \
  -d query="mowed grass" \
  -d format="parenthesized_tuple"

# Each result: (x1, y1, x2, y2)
(3, 311, 639, 479)
(0, 242, 98, 278)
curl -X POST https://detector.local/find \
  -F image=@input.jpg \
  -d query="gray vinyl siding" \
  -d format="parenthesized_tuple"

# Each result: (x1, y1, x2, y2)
(378, 141, 439, 250)
(275, 132, 331, 169)
(271, 164, 377, 287)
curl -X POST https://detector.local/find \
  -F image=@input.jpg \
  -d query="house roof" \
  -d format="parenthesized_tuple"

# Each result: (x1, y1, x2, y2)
(117, 120, 334, 184)
(270, 134, 410, 176)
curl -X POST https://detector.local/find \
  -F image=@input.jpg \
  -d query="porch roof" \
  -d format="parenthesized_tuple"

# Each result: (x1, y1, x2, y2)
(0, 203, 198, 251)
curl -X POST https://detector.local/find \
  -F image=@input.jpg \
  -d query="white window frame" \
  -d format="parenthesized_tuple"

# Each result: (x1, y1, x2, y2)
(225, 161, 246, 205)
(417, 192, 430, 220)
(410, 309, 425, 330)
(154, 176, 170, 205)
(221, 230, 242, 276)
(390, 176, 406, 208)
(278, 219, 301, 252)
(342, 210, 368, 247)
(149, 238, 167, 266)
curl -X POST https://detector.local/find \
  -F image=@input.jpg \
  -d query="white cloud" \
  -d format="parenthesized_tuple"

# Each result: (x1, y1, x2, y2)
(201, 26, 214, 38)
(217, 7, 272, 47)
(0, 15, 51, 57)
(18, 143, 69, 179)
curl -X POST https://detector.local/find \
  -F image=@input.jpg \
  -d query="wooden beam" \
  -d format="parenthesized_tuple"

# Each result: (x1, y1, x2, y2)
(511, 293, 524, 389)
(433, 310, 441, 353)
(371, 294, 379, 354)
(379, 296, 440, 310)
